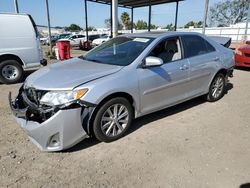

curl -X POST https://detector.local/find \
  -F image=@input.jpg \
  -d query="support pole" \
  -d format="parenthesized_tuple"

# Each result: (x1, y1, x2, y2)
(202, 0, 209, 34)
(174, 1, 179, 31)
(131, 8, 134, 33)
(45, 0, 52, 55)
(244, 1, 250, 40)
(110, 1, 113, 37)
(14, 0, 19, 13)
(112, 0, 118, 37)
(84, 0, 89, 41)
(148, 0, 151, 32)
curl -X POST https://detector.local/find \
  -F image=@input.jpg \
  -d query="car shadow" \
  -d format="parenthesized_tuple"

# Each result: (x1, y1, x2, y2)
(235, 67, 250, 72)
(240, 183, 250, 188)
(65, 83, 233, 153)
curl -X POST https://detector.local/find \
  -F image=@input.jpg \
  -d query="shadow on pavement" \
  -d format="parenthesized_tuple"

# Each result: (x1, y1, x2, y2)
(240, 183, 250, 188)
(235, 67, 250, 72)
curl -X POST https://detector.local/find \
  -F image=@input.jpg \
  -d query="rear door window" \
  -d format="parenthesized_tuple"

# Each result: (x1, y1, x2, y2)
(182, 35, 215, 58)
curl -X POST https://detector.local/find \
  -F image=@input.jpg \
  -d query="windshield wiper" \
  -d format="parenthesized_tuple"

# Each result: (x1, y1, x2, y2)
(85, 58, 102, 63)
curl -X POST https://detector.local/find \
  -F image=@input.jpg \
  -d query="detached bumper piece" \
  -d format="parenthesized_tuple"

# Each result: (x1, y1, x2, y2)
(9, 87, 95, 151)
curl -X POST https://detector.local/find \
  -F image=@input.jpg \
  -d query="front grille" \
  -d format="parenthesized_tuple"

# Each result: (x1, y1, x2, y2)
(244, 53, 250, 58)
(24, 88, 47, 105)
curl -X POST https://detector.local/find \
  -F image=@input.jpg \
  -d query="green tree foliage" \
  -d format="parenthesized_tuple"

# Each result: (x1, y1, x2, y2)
(164, 23, 175, 31)
(120, 12, 130, 30)
(104, 18, 111, 28)
(65, 24, 82, 31)
(209, 0, 249, 26)
(150, 24, 157, 29)
(84, 26, 97, 31)
(104, 18, 123, 30)
(135, 20, 148, 30)
(184, 21, 204, 28)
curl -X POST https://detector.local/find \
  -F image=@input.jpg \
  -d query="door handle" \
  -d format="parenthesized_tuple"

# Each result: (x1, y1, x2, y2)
(180, 64, 189, 70)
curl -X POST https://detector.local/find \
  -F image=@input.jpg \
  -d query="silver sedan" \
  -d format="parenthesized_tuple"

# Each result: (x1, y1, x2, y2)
(9, 32, 234, 151)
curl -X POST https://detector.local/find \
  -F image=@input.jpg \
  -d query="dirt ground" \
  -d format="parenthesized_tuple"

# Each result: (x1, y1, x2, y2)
(0, 68, 250, 188)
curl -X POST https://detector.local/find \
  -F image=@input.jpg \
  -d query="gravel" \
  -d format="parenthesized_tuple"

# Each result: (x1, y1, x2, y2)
(0, 68, 250, 188)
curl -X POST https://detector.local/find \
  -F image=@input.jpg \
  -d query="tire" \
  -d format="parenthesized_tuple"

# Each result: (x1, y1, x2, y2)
(206, 73, 226, 102)
(0, 59, 23, 84)
(93, 97, 133, 142)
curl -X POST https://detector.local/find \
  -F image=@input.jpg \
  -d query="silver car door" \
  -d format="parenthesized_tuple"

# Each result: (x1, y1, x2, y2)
(181, 35, 219, 97)
(137, 37, 190, 115)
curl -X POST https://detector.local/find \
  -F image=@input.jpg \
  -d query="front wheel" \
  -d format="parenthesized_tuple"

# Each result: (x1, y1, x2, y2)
(0, 60, 23, 84)
(93, 97, 133, 142)
(206, 73, 226, 102)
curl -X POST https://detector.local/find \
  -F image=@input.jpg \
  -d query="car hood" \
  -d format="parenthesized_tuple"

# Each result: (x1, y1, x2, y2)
(25, 57, 123, 90)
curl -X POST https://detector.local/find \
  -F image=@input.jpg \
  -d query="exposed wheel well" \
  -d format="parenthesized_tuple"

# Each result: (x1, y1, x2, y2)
(88, 92, 135, 135)
(217, 69, 227, 77)
(0, 54, 24, 66)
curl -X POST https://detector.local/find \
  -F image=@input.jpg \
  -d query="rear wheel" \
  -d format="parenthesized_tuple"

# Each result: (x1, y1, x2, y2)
(93, 97, 133, 142)
(0, 60, 23, 84)
(206, 73, 225, 102)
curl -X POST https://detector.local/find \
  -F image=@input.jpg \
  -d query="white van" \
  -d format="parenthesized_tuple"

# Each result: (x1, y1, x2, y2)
(0, 13, 47, 84)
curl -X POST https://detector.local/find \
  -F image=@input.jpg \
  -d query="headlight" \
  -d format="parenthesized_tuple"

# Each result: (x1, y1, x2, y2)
(235, 48, 242, 56)
(40, 89, 88, 106)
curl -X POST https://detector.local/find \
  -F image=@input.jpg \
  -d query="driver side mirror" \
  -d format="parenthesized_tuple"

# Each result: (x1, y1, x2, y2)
(143, 56, 163, 68)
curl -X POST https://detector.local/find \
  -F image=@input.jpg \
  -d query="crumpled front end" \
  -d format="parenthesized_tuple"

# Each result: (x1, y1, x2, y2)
(9, 86, 95, 151)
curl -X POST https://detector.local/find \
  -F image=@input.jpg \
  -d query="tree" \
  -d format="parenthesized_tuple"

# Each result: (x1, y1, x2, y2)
(150, 24, 157, 29)
(135, 20, 148, 30)
(209, 0, 249, 27)
(65, 24, 82, 31)
(184, 21, 195, 28)
(104, 18, 123, 30)
(104, 18, 111, 28)
(120, 12, 130, 30)
(84, 26, 96, 31)
(184, 21, 204, 28)
(164, 23, 175, 31)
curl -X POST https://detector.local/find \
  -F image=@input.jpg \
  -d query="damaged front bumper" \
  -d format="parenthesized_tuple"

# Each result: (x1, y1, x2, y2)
(9, 87, 96, 152)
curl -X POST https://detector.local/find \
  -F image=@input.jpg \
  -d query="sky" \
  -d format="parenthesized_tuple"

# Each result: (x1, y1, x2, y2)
(0, 0, 222, 28)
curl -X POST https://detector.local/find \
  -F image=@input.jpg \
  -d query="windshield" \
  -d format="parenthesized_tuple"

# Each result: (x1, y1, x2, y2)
(83, 36, 154, 66)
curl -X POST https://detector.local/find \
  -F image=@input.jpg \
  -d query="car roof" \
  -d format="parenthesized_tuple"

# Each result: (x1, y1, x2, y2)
(122, 31, 203, 39)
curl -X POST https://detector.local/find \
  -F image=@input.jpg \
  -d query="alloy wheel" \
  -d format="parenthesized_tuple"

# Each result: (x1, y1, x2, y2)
(101, 104, 129, 137)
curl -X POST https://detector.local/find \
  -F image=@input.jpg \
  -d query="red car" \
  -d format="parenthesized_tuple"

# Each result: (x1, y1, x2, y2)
(235, 41, 250, 67)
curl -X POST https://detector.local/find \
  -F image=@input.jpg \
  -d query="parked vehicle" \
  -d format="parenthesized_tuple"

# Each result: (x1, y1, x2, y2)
(9, 32, 234, 151)
(45, 34, 72, 46)
(58, 34, 85, 47)
(235, 41, 250, 67)
(0, 13, 47, 84)
(88, 34, 104, 42)
(40, 36, 48, 45)
(92, 35, 111, 46)
(45, 35, 58, 46)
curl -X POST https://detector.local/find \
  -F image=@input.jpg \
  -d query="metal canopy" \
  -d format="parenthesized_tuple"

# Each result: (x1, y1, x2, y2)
(87, 0, 183, 8)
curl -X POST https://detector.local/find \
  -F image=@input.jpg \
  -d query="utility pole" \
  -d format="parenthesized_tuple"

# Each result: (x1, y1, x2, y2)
(84, 0, 89, 41)
(14, 0, 19, 13)
(45, 0, 52, 55)
(112, 0, 118, 37)
(202, 0, 209, 34)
